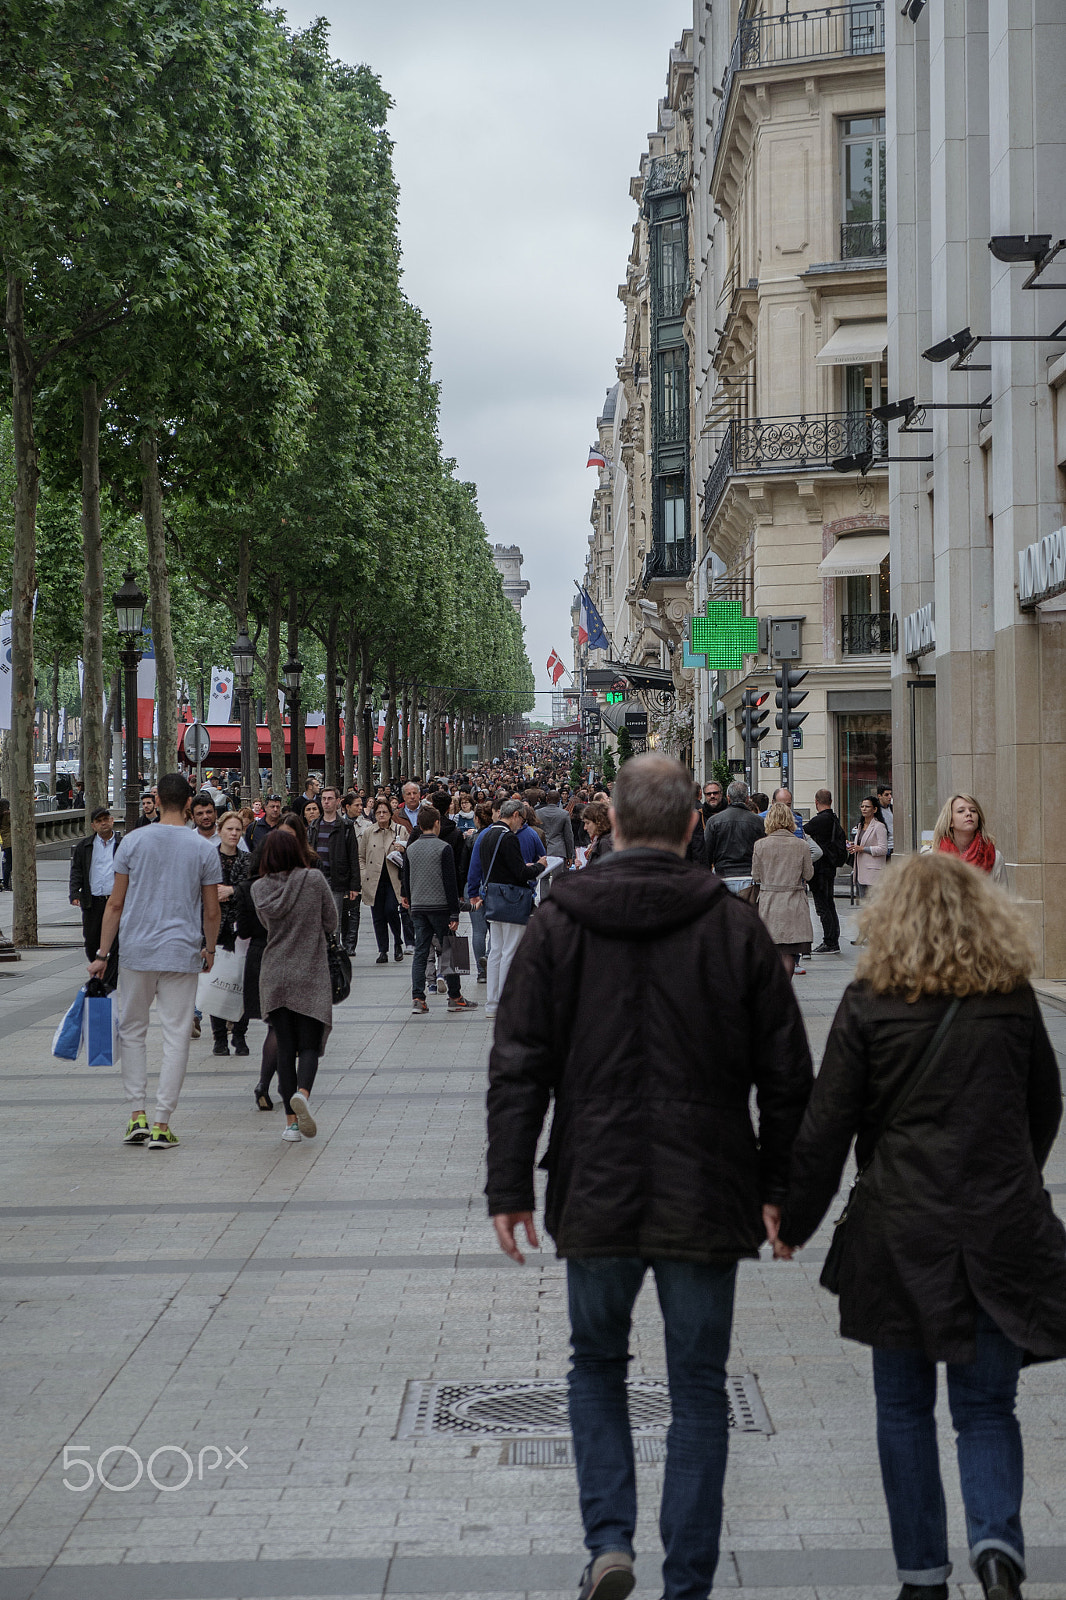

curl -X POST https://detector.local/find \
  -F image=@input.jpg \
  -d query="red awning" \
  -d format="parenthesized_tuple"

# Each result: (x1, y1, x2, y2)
(176, 724, 381, 765)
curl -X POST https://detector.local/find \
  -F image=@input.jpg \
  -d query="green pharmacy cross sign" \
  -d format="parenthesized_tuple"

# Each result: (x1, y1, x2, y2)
(690, 601, 759, 670)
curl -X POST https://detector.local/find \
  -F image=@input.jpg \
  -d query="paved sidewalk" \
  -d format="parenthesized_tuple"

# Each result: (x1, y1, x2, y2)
(1, 869, 1064, 1600)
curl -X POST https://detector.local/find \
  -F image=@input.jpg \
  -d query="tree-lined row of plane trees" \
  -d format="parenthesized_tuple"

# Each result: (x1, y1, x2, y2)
(1, 0, 532, 943)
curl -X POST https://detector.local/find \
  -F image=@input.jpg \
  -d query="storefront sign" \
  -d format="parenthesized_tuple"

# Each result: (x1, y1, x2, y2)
(1018, 525, 1066, 609)
(903, 602, 935, 658)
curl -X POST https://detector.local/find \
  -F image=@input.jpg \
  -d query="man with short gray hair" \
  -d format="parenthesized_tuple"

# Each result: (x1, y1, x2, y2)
(487, 753, 812, 1600)
(704, 779, 765, 892)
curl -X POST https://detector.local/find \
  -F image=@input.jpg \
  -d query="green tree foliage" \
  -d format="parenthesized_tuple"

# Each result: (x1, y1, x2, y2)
(602, 748, 616, 785)
(616, 726, 635, 765)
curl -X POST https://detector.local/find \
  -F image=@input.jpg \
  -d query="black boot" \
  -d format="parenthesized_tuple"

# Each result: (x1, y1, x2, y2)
(896, 1587, 947, 1600)
(210, 1019, 229, 1056)
(231, 1028, 249, 1057)
(976, 1553, 1023, 1600)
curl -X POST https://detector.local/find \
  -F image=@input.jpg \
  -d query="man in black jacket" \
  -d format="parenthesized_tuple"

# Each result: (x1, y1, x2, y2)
(804, 788, 846, 953)
(69, 807, 121, 990)
(703, 778, 764, 891)
(307, 787, 361, 953)
(487, 754, 812, 1600)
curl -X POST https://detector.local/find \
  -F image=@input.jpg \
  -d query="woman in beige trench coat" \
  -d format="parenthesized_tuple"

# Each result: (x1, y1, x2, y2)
(751, 801, 814, 979)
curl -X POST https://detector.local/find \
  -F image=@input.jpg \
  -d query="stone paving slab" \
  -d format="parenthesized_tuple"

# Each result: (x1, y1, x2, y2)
(2, 870, 1065, 1597)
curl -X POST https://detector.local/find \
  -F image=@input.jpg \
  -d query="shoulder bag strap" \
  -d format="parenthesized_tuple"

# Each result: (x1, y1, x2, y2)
(483, 826, 508, 887)
(864, 997, 962, 1167)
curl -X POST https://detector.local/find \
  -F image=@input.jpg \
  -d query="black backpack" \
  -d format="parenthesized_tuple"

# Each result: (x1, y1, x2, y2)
(823, 817, 849, 870)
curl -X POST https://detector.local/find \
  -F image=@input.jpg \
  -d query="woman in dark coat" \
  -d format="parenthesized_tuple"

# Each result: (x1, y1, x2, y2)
(779, 853, 1066, 1600)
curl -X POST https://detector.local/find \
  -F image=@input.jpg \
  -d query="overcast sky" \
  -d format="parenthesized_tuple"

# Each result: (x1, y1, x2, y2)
(279, 0, 686, 715)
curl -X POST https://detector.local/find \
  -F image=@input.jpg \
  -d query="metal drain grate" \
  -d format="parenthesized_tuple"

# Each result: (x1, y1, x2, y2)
(396, 1375, 772, 1442)
(502, 1437, 668, 1467)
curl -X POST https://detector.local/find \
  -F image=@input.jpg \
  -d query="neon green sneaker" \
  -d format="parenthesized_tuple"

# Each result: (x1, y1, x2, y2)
(124, 1113, 150, 1144)
(148, 1124, 180, 1150)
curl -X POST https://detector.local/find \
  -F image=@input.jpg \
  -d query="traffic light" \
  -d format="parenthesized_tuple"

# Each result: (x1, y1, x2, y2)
(774, 666, 809, 733)
(741, 688, 770, 745)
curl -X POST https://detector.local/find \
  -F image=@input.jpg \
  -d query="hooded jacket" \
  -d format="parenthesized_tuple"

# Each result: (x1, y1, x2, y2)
(486, 848, 814, 1262)
(251, 867, 337, 1032)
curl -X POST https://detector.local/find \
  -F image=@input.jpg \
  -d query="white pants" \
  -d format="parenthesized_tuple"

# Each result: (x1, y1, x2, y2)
(486, 920, 525, 1011)
(119, 968, 199, 1121)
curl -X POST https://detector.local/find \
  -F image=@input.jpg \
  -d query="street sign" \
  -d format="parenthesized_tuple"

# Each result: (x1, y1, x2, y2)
(183, 722, 211, 763)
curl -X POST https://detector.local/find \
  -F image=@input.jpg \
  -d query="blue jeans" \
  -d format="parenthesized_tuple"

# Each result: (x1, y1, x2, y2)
(566, 1257, 737, 1600)
(872, 1311, 1025, 1583)
(469, 902, 488, 973)
(411, 910, 459, 1000)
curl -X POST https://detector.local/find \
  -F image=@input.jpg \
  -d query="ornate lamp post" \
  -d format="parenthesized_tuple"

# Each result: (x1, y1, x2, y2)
(231, 628, 255, 806)
(281, 656, 302, 796)
(112, 569, 147, 833)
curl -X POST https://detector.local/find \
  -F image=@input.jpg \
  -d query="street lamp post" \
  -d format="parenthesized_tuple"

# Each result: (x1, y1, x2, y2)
(231, 628, 255, 807)
(113, 569, 147, 834)
(281, 656, 303, 798)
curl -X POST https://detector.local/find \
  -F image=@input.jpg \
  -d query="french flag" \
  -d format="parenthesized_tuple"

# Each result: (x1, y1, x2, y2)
(137, 627, 156, 739)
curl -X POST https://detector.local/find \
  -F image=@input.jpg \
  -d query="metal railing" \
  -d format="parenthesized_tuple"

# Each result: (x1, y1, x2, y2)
(841, 612, 891, 655)
(641, 542, 695, 588)
(702, 410, 887, 523)
(654, 405, 689, 447)
(841, 218, 886, 259)
(654, 277, 689, 320)
(713, 3, 885, 170)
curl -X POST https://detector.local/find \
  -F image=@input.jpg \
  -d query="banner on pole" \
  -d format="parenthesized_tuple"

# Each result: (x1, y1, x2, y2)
(207, 666, 234, 725)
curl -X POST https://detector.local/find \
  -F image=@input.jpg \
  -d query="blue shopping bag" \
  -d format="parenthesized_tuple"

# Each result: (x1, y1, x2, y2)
(52, 986, 88, 1062)
(85, 987, 119, 1067)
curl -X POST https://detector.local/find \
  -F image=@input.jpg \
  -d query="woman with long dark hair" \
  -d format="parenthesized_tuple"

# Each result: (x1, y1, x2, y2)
(359, 798, 405, 963)
(251, 828, 336, 1143)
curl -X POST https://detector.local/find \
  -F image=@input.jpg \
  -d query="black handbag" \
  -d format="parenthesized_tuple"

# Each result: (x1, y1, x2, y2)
(820, 997, 961, 1294)
(482, 828, 535, 926)
(326, 932, 352, 1004)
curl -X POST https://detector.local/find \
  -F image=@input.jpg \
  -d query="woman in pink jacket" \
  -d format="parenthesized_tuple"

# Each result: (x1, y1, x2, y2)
(848, 794, 889, 901)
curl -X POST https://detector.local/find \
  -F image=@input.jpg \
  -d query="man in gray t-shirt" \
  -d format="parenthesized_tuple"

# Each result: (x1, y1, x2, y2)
(89, 772, 221, 1150)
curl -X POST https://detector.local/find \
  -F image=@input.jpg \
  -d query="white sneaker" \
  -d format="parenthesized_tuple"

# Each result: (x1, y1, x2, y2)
(404, 944, 415, 955)
(289, 1090, 317, 1139)
(282, 1125, 301, 1142)
(436, 978, 448, 994)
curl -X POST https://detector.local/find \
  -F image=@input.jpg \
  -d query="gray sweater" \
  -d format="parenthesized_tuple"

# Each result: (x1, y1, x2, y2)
(401, 834, 460, 914)
(252, 868, 337, 1032)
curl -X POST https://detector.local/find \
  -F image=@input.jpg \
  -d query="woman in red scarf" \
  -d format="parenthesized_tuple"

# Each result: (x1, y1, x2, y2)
(933, 794, 1007, 884)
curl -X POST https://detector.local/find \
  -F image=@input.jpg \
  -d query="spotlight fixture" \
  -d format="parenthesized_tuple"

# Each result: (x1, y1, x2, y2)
(988, 234, 1052, 264)
(901, 0, 925, 17)
(922, 328, 978, 364)
(831, 451, 874, 475)
(872, 397, 917, 422)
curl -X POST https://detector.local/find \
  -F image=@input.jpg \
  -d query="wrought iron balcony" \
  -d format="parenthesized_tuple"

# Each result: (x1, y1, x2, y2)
(641, 541, 695, 589)
(841, 218, 886, 259)
(702, 411, 887, 524)
(841, 612, 891, 655)
(654, 406, 688, 447)
(713, 3, 885, 171)
(654, 277, 689, 320)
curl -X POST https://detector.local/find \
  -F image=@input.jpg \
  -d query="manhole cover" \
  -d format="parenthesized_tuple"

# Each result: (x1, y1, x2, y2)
(396, 1375, 772, 1440)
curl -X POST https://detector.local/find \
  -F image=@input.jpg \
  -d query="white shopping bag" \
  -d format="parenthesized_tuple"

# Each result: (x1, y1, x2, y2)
(195, 943, 247, 1021)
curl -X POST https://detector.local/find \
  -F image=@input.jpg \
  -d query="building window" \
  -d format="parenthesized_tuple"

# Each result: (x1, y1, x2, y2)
(604, 567, 613, 599)
(842, 363, 887, 456)
(840, 115, 886, 258)
(655, 217, 687, 319)
(656, 348, 687, 444)
(605, 504, 612, 535)
(840, 556, 890, 655)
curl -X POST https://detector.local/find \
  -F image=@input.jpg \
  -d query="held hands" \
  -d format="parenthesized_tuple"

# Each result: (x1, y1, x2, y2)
(762, 1204, 794, 1261)
(470, 896, 483, 909)
(493, 1212, 540, 1264)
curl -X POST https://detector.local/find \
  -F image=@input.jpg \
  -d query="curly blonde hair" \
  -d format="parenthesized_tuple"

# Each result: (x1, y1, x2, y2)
(855, 852, 1032, 1000)
(932, 793, 995, 852)
(764, 801, 795, 836)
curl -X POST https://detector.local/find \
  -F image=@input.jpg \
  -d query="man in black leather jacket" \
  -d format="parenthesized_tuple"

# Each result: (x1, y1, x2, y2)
(703, 779, 765, 890)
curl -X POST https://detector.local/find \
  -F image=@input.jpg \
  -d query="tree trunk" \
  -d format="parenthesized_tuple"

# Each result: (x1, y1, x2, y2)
(5, 274, 39, 945)
(287, 586, 304, 797)
(141, 430, 177, 793)
(49, 651, 60, 796)
(264, 578, 285, 798)
(357, 638, 372, 792)
(324, 607, 339, 789)
(400, 683, 411, 780)
(381, 667, 397, 784)
(79, 378, 108, 818)
(343, 629, 356, 791)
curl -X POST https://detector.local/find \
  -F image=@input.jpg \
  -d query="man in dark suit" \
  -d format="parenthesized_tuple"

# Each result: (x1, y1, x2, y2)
(69, 807, 120, 989)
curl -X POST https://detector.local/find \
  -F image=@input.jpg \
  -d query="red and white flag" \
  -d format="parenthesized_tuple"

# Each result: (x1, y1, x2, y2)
(586, 444, 607, 470)
(546, 649, 566, 685)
